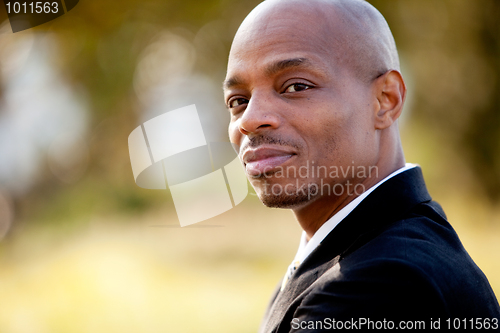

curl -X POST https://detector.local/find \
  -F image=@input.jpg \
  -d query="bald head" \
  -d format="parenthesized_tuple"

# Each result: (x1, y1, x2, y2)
(231, 0, 399, 82)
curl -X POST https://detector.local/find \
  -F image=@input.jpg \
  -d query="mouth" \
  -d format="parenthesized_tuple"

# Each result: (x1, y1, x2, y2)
(242, 147, 297, 177)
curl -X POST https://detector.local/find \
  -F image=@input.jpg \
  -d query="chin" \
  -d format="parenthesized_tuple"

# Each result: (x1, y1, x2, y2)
(255, 181, 321, 209)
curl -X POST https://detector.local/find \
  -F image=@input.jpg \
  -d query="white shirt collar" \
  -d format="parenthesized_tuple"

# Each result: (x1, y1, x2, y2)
(292, 163, 418, 265)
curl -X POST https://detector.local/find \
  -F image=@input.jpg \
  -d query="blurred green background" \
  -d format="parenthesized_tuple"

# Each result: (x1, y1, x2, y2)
(0, 0, 499, 332)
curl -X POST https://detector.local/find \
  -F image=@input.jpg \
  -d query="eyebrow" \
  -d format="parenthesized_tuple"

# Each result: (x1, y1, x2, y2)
(223, 57, 311, 90)
(265, 57, 309, 76)
(223, 76, 243, 90)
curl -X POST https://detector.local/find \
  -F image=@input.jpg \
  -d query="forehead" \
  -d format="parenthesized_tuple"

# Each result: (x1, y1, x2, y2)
(226, 5, 343, 83)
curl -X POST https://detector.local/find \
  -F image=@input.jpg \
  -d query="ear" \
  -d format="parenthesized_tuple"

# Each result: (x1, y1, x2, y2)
(373, 70, 406, 130)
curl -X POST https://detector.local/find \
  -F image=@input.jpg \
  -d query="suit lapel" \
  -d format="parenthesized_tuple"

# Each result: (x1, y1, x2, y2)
(261, 254, 342, 333)
(260, 167, 433, 333)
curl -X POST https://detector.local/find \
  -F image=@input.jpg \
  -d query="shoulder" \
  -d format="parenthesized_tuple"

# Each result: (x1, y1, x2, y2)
(294, 256, 448, 323)
(293, 201, 500, 321)
(343, 200, 472, 275)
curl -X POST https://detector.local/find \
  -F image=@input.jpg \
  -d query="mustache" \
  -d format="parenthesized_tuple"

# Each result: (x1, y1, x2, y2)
(239, 134, 302, 153)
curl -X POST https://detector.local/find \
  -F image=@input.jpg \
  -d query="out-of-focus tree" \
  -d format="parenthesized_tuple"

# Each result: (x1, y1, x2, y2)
(0, 0, 499, 231)
(371, 0, 500, 203)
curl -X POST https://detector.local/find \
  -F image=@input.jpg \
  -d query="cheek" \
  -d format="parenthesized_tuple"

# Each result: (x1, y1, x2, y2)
(228, 121, 241, 143)
(315, 119, 340, 156)
(335, 104, 377, 165)
(304, 101, 363, 162)
(292, 109, 341, 161)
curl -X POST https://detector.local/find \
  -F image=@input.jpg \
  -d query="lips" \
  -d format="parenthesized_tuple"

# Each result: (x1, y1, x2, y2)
(242, 147, 296, 177)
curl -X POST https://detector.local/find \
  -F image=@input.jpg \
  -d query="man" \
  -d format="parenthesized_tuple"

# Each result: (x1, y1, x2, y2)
(223, 0, 500, 331)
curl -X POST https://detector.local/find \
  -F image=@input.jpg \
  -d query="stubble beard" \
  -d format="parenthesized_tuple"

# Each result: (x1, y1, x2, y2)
(253, 177, 321, 209)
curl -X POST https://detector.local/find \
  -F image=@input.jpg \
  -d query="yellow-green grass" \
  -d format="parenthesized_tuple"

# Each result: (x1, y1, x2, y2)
(0, 194, 498, 333)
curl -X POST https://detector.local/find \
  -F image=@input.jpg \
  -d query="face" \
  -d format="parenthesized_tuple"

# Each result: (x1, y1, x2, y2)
(224, 5, 379, 209)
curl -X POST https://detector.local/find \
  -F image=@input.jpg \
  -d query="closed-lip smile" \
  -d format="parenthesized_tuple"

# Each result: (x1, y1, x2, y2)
(242, 146, 297, 177)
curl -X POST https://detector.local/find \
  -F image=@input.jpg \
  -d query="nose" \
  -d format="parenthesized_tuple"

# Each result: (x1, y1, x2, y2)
(238, 92, 281, 136)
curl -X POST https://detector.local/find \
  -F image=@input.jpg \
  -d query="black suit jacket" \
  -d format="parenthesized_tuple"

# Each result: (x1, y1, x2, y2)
(259, 167, 500, 332)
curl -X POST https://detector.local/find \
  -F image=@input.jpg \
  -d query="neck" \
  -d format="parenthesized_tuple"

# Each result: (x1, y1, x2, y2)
(292, 154, 405, 240)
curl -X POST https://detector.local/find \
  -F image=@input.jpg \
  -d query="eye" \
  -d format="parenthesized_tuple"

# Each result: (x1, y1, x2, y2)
(284, 83, 312, 93)
(228, 97, 249, 109)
